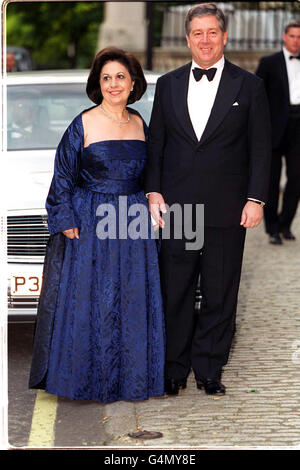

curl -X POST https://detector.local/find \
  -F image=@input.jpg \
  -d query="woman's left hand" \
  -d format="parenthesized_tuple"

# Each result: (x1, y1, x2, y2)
(62, 227, 79, 239)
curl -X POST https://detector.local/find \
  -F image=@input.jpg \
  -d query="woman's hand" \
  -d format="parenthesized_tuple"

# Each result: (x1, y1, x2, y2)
(62, 227, 79, 239)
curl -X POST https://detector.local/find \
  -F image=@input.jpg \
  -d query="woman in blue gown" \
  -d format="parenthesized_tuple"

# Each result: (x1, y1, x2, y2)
(29, 47, 165, 403)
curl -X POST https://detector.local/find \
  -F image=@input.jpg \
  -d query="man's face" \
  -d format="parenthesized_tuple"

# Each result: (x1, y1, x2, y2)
(283, 27, 300, 55)
(186, 15, 228, 69)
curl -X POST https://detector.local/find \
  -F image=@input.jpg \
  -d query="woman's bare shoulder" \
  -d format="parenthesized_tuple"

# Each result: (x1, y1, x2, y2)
(82, 106, 99, 124)
(128, 110, 144, 128)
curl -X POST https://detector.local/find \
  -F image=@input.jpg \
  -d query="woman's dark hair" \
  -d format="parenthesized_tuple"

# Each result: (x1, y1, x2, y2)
(86, 46, 147, 105)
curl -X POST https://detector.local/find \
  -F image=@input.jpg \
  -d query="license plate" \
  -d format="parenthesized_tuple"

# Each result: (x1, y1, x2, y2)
(10, 274, 43, 296)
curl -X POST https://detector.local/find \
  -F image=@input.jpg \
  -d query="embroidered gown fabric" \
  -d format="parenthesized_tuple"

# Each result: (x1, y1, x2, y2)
(29, 108, 165, 402)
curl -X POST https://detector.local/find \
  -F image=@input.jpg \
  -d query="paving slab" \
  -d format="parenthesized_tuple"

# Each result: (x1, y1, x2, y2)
(103, 209, 300, 450)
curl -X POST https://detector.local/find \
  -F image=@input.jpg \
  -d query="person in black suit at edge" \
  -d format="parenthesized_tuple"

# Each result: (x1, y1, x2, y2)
(256, 20, 300, 245)
(145, 3, 271, 396)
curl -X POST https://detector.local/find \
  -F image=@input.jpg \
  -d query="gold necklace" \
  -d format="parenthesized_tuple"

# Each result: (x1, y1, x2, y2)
(99, 104, 130, 127)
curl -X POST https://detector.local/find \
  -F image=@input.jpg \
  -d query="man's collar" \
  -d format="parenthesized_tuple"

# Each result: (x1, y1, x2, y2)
(191, 55, 225, 71)
(283, 45, 300, 59)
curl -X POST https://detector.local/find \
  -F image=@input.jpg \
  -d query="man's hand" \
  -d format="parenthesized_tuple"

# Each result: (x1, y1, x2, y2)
(240, 201, 263, 228)
(148, 192, 167, 231)
(62, 227, 79, 239)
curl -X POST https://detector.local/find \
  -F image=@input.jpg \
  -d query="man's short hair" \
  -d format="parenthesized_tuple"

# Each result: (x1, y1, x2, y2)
(284, 20, 300, 34)
(185, 2, 227, 35)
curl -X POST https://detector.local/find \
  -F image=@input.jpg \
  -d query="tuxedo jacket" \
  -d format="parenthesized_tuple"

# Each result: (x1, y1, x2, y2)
(144, 59, 271, 228)
(256, 51, 291, 149)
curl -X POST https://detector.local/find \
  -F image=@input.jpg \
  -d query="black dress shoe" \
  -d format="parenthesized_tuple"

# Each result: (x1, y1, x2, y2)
(281, 229, 296, 240)
(269, 233, 282, 245)
(196, 378, 226, 396)
(164, 378, 187, 395)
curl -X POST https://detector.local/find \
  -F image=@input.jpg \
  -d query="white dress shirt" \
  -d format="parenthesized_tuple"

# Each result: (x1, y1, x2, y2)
(187, 55, 264, 206)
(283, 46, 300, 105)
(147, 54, 264, 206)
(187, 56, 225, 141)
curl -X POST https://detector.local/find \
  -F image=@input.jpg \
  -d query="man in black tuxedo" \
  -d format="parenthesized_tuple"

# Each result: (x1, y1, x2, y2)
(145, 3, 271, 396)
(256, 21, 300, 245)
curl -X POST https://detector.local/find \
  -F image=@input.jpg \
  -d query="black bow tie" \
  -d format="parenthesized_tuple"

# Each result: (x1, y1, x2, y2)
(192, 67, 217, 82)
(289, 55, 300, 60)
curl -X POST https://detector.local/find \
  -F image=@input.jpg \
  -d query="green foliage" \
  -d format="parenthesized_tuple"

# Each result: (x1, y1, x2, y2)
(6, 1, 104, 69)
(7, 1, 299, 69)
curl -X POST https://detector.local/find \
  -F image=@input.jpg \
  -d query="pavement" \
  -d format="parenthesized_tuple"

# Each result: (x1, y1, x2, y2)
(101, 208, 300, 450)
(6, 204, 300, 451)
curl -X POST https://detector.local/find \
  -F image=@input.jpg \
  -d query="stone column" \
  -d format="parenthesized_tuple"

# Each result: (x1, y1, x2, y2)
(97, 2, 146, 53)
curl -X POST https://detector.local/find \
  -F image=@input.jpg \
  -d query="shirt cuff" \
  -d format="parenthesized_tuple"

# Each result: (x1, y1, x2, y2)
(248, 198, 265, 207)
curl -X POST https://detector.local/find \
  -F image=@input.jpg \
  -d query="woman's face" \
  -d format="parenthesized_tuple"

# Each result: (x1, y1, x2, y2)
(100, 60, 134, 107)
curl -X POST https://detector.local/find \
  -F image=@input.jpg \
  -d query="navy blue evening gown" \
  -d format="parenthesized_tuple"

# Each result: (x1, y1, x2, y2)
(29, 108, 165, 403)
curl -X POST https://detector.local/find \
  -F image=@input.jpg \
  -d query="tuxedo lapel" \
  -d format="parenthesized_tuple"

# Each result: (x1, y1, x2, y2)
(277, 51, 289, 101)
(198, 60, 244, 146)
(171, 60, 244, 146)
(171, 62, 198, 143)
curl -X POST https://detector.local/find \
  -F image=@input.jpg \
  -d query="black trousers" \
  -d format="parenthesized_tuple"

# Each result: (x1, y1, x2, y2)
(264, 106, 300, 235)
(159, 225, 246, 382)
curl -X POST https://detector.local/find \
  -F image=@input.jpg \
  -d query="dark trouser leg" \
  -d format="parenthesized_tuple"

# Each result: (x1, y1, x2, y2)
(159, 239, 201, 382)
(279, 113, 300, 231)
(191, 226, 246, 381)
(264, 149, 282, 235)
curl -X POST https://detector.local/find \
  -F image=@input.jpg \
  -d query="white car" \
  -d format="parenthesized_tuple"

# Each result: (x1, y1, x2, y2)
(6, 69, 160, 320)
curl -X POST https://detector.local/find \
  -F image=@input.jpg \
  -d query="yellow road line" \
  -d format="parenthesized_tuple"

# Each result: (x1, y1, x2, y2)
(28, 390, 58, 448)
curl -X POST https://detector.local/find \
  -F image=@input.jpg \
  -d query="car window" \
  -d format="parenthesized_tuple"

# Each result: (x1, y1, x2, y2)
(7, 82, 155, 151)
(7, 83, 92, 151)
